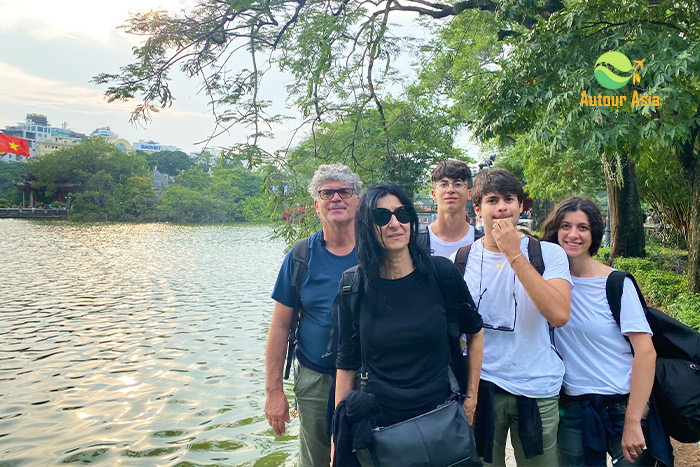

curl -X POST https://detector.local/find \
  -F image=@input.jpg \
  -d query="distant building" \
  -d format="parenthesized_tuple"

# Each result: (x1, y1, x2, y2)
(132, 140, 180, 154)
(38, 136, 84, 156)
(112, 138, 134, 154)
(2, 114, 87, 159)
(2, 113, 53, 158)
(91, 126, 119, 140)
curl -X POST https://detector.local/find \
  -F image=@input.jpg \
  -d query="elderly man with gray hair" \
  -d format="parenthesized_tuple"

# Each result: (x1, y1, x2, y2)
(265, 163, 362, 466)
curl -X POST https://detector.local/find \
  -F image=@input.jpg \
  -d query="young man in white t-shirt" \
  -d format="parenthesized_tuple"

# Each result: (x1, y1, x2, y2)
(457, 168, 572, 466)
(422, 160, 482, 258)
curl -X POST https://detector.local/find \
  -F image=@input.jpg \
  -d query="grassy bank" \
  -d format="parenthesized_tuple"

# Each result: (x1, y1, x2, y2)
(595, 242, 700, 330)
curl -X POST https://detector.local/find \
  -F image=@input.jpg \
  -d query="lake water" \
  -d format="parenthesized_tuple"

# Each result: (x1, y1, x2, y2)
(0, 220, 300, 466)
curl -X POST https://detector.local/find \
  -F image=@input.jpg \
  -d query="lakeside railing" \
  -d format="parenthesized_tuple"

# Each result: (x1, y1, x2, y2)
(0, 207, 68, 219)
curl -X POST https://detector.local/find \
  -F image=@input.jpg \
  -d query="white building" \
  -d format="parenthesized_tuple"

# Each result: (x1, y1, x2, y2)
(132, 140, 180, 153)
(2, 115, 87, 159)
(2, 114, 53, 158)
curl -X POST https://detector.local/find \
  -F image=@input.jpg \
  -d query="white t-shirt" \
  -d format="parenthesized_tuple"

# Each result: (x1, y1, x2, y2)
(453, 236, 573, 398)
(556, 275, 652, 396)
(428, 224, 475, 259)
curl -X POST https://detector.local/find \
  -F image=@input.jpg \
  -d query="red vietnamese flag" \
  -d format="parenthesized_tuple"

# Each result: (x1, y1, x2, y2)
(0, 133, 30, 158)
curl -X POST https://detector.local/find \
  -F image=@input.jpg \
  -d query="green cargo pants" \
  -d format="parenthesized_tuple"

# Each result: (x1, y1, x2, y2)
(293, 362, 333, 467)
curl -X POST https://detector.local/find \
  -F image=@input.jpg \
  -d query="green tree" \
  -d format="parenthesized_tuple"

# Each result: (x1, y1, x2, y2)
(156, 185, 220, 222)
(418, 1, 700, 291)
(29, 137, 154, 221)
(93, 0, 563, 161)
(178, 167, 213, 191)
(0, 161, 29, 205)
(146, 150, 194, 176)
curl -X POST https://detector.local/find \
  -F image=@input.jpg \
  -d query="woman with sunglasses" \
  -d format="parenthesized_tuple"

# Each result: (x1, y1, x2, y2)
(541, 197, 658, 466)
(333, 183, 484, 465)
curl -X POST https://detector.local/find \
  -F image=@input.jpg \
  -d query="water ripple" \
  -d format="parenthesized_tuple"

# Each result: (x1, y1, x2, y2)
(0, 221, 298, 466)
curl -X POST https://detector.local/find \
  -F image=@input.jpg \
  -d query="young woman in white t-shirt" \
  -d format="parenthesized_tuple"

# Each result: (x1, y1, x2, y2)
(540, 197, 656, 467)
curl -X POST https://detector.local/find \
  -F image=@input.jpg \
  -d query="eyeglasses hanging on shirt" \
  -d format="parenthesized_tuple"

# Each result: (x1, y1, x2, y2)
(477, 246, 518, 332)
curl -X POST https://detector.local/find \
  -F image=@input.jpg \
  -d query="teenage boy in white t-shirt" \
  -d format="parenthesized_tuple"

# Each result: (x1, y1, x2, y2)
(420, 160, 482, 258)
(455, 168, 572, 466)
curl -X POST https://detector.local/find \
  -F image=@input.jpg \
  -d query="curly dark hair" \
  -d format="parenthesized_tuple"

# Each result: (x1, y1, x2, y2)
(355, 183, 431, 297)
(540, 196, 604, 256)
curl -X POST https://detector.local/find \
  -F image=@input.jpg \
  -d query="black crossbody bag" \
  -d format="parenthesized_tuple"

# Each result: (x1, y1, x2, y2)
(354, 281, 482, 467)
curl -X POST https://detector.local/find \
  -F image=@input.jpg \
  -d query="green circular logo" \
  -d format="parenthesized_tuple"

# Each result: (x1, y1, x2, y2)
(594, 51, 633, 90)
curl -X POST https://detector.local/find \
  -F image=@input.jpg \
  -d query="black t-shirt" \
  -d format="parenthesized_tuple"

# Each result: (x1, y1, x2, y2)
(337, 264, 480, 426)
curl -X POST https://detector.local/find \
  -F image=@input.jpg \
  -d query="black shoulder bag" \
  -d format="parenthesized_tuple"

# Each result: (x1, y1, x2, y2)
(353, 265, 482, 467)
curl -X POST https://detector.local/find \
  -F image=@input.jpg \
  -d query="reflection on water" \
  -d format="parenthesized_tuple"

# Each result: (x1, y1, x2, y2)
(0, 220, 298, 466)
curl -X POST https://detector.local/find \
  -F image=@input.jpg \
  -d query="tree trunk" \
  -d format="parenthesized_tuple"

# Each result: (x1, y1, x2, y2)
(687, 176, 700, 293)
(677, 135, 700, 294)
(605, 153, 646, 263)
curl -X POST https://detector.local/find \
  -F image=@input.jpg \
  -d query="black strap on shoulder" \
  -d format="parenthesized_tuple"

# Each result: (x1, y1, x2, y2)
(605, 270, 646, 351)
(284, 237, 310, 380)
(324, 265, 361, 360)
(454, 244, 471, 277)
(431, 256, 469, 395)
(526, 236, 545, 275)
(416, 225, 431, 254)
(606, 270, 649, 326)
(454, 236, 543, 278)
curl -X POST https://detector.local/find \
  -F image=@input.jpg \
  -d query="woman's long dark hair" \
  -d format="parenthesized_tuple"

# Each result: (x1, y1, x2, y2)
(540, 196, 605, 256)
(355, 183, 431, 299)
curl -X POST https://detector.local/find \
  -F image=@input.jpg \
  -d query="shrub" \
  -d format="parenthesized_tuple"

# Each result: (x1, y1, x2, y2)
(667, 294, 700, 331)
(612, 257, 687, 308)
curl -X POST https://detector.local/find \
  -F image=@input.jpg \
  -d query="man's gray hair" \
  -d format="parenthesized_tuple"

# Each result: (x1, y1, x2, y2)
(308, 163, 362, 200)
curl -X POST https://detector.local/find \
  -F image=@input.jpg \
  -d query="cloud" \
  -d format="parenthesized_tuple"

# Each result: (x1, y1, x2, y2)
(0, 0, 196, 48)
(0, 61, 208, 119)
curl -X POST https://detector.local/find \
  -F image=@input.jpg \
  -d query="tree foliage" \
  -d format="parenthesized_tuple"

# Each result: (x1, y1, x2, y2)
(417, 0, 699, 290)
(156, 166, 268, 222)
(93, 0, 566, 160)
(145, 150, 194, 176)
(0, 161, 29, 205)
(28, 138, 156, 220)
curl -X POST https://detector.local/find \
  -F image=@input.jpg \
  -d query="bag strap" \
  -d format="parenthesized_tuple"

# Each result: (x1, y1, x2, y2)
(454, 244, 471, 277)
(284, 236, 309, 380)
(416, 225, 431, 254)
(526, 236, 545, 275)
(324, 265, 360, 359)
(432, 256, 470, 396)
(605, 270, 648, 353)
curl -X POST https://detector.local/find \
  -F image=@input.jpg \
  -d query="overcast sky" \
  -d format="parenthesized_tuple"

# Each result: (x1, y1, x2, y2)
(0, 0, 302, 155)
(0, 1, 478, 159)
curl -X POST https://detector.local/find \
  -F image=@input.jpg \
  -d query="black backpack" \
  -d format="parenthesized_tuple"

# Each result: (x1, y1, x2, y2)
(606, 271, 700, 443)
(336, 256, 478, 396)
(416, 224, 484, 256)
(283, 237, 310, 380)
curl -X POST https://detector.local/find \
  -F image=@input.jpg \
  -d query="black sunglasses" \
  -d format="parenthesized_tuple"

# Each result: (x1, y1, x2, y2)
(373, 206, 413, 226)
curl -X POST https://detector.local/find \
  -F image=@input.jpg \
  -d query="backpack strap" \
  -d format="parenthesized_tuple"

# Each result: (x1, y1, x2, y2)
(605, 270, 648, 352)
(454, 236, 543, 277)
(454, 244, 471, 277)
(324, 265, 361, 361)
(416, 225, 431, 254)
(432, 256, 470, 395)
(284, 237, 310, 380)
(526, 236, 545, 275)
